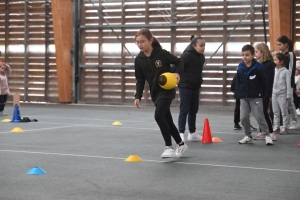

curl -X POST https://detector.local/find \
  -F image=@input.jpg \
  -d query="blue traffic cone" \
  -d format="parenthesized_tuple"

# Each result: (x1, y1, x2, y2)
(27, 167, 46, 175)
(11, 104, 21, 122)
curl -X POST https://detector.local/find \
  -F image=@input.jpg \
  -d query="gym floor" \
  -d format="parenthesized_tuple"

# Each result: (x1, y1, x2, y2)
(0, 103, 299, 200)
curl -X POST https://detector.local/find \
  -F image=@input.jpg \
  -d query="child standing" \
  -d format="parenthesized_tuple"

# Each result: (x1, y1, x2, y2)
(231, 74, 257, 131)
(235, 44, 273, 145)
(178, 35, 205, 142)
(272, 53, 292, 135)
(253, 43, 276, 140)
(134, 28, 188, 158)
(295, 61, 300, 114)
(0, 63, 11, 116)
(277, 36, 298, 129)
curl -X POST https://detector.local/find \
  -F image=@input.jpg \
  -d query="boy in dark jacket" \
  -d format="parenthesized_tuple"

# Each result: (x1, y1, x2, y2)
(231, 75, 257, 131)
(235, 45, 273, 145)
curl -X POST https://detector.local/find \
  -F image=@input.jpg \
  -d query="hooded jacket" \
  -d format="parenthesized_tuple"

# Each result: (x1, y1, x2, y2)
(0, 64, 11, 95)
(295, 75, 300, 97)
(178, 44, 205, 89)
(272, 67, 292, 98)
(235, 59, 266, 99)
(134, 47, 183, 103)
(284, 51, 296, 89)
(262, 59, 276, 99)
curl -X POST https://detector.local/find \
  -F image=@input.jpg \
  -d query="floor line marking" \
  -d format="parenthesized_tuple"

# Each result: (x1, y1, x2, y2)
(31, 116, 153, 123)
(0, 125, 88, 134)
(1, 149, 299, 173)
(0, 124, 160, 134)
(30, 116, 234, 127)
(1, 122, 299, 137)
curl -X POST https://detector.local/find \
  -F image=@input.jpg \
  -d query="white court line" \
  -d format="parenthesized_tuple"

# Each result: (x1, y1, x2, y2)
(0, 121, 236, 135)
(0, 125, 88, 134)
(0, 123, 161, 134)
(32, 116, 228, 126)
(33, 116, 153, 123)
(1, 121, 299, 136)
(1, 149, 300, 173)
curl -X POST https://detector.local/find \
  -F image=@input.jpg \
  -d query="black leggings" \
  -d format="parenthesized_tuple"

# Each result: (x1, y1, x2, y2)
(0, 94, 8, 112)
(262, 99, 273, 133)
(154, 98, 182, 146)
(234, 99, 240, 125)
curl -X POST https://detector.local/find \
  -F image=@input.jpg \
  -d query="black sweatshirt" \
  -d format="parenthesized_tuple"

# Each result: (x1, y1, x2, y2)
(262, 59, 276, 99)
(134, 47, 183, 103)
(284, 51, 296, 89)
(178, 44, 205, 89)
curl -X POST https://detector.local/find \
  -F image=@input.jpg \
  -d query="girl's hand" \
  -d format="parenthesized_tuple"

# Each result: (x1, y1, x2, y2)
(173, 73, 180, 84)
(295, 90, 300, 95)
(286, 98, 290, 102)
(134, 99, 140, 109)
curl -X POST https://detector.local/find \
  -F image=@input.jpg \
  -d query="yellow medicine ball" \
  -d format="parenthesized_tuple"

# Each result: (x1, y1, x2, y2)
(158, 72, 177, 90)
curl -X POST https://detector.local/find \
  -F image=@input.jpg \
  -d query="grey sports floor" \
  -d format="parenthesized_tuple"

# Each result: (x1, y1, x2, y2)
(0, 103, 299, 200)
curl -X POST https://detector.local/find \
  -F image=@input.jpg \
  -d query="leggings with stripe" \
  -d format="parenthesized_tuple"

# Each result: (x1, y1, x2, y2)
(0, 94, 8, 112)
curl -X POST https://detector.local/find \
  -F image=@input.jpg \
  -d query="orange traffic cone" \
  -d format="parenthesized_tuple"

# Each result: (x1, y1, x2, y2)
(201, 118, 213, 144)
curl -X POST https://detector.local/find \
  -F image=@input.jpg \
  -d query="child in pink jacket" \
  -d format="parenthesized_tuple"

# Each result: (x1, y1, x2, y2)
(0, 63, 11, 116)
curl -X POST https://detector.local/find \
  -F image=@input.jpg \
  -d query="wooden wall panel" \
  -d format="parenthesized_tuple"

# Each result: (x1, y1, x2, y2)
(2, 0, 299, 106)
(1, 0, 58, 103)
(268, 0, 291, 51)
(79, 0, 272, 106)
(51, 0, 73, 102)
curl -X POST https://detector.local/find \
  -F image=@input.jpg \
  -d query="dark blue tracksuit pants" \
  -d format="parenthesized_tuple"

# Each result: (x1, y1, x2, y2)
(178, 88, 200, 133)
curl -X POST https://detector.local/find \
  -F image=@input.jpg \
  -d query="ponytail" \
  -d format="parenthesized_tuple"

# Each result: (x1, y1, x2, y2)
(190, 35, 195, 41)
(152, 37, 162, 49)
(288, 39, 294, 52)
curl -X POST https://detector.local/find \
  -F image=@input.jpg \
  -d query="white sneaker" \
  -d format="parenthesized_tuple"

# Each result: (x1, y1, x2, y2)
(174, 143, 188, 158)
(270, 133, 276, 141)
(161, 146, 175, 158)
(296, 109, 300, 115)
(239, 136, 252, 144)
(265, 136, 273, 145)
(280, 128, 288, 135)
(289, 121, 298, 129)
(180, 133, 185, 142)
(273, 128, 280, 134)
(187, 132, 202, 141)
(0, 111, 7, 116)
(280, 126, 286, 132)
(253, 132, 265, 140)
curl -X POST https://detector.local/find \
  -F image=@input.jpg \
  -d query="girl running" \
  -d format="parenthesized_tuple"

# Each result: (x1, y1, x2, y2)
(134, 28, 188, 158)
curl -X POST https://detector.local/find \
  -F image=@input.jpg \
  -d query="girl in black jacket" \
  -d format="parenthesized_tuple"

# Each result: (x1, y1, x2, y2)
(134, 28, 188, 158)
(277, 36, 298, 129)
(178, 35, 205, 142)
(253, 43, 276, 140)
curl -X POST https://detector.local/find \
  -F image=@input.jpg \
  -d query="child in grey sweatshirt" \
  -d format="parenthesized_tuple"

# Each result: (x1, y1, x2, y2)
(272, 53, 292, 135)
